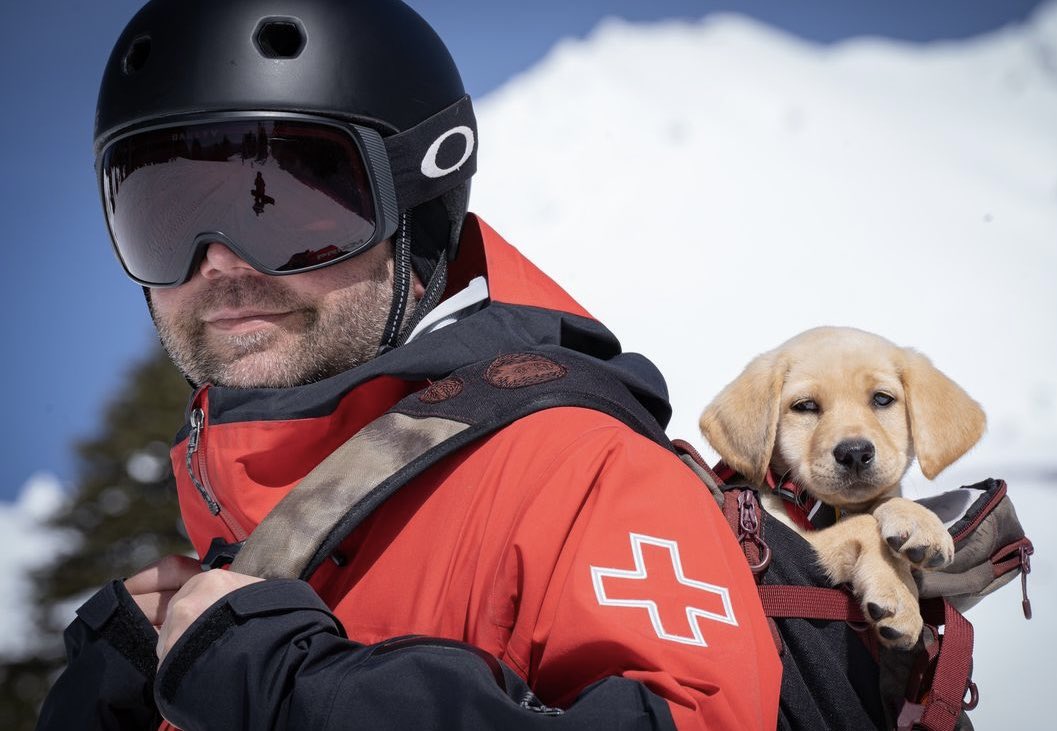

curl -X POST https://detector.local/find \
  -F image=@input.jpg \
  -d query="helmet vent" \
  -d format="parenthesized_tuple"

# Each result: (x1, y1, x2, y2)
(255, 19, 306, 59)
(122, 36, 151, 75)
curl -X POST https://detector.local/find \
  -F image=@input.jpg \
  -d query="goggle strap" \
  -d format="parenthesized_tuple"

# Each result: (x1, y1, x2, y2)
(357, 125, 400, 242)
(384, 95, 478, 212)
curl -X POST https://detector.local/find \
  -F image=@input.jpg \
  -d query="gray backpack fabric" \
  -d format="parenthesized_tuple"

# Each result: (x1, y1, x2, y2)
(916, 479, 1034, 616)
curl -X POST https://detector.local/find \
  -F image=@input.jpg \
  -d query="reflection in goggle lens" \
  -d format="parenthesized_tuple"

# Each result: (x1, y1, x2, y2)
(101, 119, 379, 285)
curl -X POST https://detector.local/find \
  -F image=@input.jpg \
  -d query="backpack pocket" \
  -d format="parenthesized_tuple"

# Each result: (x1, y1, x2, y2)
(915, 478, 1034, 616)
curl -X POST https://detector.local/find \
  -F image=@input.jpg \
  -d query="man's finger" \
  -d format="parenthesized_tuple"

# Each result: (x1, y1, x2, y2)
(157, 570, 264, 663)
(125, 555, 202, 596)
(129, 590, 179, 628)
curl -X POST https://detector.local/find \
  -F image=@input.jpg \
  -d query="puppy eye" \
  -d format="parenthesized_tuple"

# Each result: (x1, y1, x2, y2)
(873, 392, 895, 407)
(791, 399, 819, 413)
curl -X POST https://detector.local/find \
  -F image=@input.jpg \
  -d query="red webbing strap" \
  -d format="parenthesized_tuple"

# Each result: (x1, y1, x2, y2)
(712, 460, 737, 484)
(918, 600, 975, 731)
(757, 585, 867, 623)
(671, 439, 724, 487)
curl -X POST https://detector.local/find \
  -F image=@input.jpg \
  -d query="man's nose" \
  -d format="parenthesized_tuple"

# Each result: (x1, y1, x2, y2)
(199, 242, 257, 279)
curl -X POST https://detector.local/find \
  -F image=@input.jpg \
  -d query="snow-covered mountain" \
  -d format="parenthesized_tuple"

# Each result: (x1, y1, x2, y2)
(473, 2, 1057, 480)
(5, 3, 1055, 726)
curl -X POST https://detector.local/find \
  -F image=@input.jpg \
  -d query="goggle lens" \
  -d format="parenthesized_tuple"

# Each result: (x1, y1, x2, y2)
(100, 118, 381, 286)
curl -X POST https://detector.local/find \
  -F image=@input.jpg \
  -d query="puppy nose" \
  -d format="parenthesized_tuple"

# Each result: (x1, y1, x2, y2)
(833, 439, 875, 473)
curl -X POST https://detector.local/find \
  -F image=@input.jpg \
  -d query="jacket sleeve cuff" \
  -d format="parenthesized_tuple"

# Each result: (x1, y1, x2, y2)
(37, 580, 161, 730)
(154, 578, 346, 727)
(75, 578, 160, 680)
(152, 579, 678, 731)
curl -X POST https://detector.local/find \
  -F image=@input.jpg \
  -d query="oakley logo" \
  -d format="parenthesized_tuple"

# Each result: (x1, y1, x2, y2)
(421, 126, 475, 179)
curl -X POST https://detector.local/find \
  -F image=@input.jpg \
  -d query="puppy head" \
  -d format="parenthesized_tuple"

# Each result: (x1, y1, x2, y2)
(699, 327, 986, 506)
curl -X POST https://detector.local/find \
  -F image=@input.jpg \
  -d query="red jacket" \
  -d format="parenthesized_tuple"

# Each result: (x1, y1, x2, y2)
(167, 216, 781, 729)
(38, 215, 779, 730)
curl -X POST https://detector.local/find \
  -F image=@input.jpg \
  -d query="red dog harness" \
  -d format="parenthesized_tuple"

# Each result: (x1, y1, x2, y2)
(711, 462, 839, 531)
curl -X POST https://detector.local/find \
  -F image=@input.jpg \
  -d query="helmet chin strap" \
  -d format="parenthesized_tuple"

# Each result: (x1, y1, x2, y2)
(399, 255, 447, 345)
(376, 210, 449, 357)
(377, 211, 413, 354)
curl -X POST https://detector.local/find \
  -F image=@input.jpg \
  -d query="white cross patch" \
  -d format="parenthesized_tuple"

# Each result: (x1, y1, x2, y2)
(590, 532, 738, 647)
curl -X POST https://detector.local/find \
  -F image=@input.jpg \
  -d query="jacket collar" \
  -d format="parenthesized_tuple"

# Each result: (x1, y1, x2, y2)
(177, 214, 672, 436)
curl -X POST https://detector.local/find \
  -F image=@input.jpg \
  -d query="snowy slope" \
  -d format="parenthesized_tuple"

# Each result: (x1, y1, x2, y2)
(4, 3, 1056, 726)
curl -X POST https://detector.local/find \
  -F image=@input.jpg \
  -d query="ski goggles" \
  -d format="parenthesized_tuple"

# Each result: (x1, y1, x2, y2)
(97, 97, 477, 287)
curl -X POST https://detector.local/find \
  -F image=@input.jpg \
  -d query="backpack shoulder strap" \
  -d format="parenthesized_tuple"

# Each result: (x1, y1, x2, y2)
(230, 350, 669, 580)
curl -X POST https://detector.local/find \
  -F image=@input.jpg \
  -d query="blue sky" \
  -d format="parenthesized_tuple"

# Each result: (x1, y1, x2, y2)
(0, 0, 1046, 502)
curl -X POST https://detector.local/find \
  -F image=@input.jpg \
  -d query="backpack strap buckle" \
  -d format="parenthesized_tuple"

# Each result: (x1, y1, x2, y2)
(201, 536, 245, 570)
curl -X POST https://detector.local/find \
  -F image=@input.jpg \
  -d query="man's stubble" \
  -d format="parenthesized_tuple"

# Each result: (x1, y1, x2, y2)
(152, 257, 411, 388)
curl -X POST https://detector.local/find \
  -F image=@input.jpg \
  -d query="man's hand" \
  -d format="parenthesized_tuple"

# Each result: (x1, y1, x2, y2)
(124, 555, 202, 630)
(156, 569, 263, 663)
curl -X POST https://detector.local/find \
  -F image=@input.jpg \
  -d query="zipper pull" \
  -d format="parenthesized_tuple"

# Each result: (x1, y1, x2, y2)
(188, 407, 203, 455)
(737, 490, 772, 575)
(186, 407, 220, 515)
(1020, 543, 1034, 620)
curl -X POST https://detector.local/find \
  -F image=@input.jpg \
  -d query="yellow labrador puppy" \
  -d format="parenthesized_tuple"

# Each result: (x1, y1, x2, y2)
(699, 326, 985, 648)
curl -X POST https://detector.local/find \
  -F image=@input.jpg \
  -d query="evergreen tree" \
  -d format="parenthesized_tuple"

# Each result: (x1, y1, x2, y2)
(0, 344, 192, 729)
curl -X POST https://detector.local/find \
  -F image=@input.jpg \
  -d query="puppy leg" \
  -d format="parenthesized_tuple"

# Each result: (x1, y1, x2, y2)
(872, 497, 955, 570)
(805, 514, 922, 650)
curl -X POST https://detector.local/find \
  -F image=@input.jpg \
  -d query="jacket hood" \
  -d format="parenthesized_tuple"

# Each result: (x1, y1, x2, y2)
(180, 214, 671, 435)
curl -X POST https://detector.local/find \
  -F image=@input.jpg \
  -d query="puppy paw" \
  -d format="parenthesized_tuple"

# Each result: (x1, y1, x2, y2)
(805, 513, 924, 649)
(873, 498, 954, 570)
(852, 566, 922, 650)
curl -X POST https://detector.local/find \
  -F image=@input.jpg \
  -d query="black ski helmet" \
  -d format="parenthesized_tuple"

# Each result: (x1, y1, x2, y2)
(95, 0, 477, 286)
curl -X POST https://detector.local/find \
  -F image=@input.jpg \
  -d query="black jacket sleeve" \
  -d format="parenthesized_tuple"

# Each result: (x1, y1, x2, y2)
(36, 580, 163, 731)
(155, 579, 676, 731)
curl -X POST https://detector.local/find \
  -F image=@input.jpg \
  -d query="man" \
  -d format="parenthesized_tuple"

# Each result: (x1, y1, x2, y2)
(38, 1, 781, 728)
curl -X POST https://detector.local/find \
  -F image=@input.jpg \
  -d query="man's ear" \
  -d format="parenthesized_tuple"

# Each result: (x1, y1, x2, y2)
(699, 351, 786, 486)
(900, 349, 986, 479)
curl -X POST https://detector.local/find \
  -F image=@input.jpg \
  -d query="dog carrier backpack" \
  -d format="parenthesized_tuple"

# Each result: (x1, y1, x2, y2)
(213, 349, 1032, 731)
(674, 440, 1034, 731)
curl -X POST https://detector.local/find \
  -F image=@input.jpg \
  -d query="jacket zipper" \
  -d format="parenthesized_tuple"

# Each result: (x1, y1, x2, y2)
(186, 400, 249, 542)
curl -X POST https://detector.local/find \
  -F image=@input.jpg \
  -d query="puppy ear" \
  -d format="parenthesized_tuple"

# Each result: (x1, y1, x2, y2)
(901, 350, 986, 479)
(700, 351, 786, 486)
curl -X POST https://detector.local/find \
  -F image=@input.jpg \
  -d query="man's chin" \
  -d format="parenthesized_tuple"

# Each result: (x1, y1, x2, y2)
(160, 304, 383, 388)
(210, 348, 308, 389)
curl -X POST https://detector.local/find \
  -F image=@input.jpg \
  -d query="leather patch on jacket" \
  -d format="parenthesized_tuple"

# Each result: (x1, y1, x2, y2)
(484, 353, 568, 388)
(420, 377, 464, 403)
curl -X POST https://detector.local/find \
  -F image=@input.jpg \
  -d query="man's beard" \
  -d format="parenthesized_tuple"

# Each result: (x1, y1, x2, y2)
(152, 264, 411, 388)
